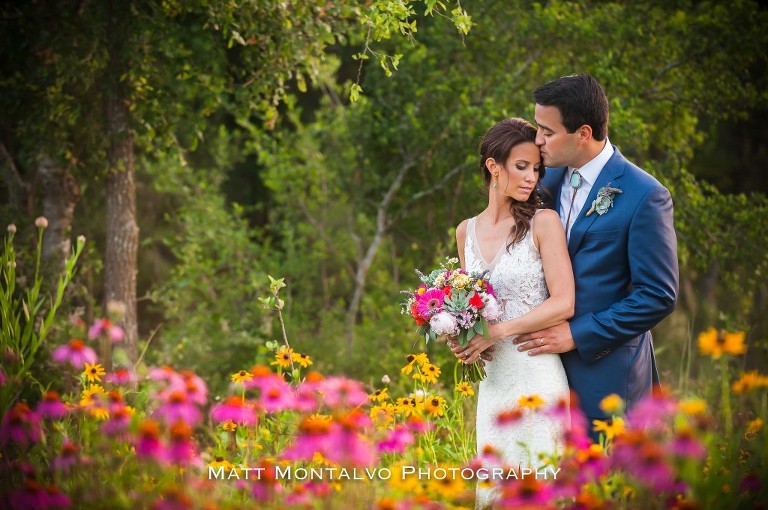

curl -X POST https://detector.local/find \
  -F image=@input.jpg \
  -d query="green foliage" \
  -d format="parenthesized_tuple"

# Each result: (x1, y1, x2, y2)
(0, 224, 84, 414)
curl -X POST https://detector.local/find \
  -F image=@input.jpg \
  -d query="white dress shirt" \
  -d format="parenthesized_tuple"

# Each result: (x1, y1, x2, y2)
(559, 139, 615, 238)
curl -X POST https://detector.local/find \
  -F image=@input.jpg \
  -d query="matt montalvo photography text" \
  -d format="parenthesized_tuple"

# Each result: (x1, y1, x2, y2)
(209, 464, 562, 482)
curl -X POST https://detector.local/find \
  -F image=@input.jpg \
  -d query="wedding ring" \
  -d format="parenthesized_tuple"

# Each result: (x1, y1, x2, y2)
(540, 338, 544, 346)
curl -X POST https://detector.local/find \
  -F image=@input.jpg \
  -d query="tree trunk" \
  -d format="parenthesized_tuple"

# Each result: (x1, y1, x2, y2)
(0, 140, 29, 212)
(37, 158, 80, 271)
(104, 0, 138, 366)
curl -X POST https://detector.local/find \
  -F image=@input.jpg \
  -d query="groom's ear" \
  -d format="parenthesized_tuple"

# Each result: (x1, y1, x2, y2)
(576, 124, 593, 145)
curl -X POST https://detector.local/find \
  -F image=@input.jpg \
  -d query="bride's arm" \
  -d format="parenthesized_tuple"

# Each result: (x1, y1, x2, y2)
(455, 219, 468, 270)
(488, 209, 574, 339)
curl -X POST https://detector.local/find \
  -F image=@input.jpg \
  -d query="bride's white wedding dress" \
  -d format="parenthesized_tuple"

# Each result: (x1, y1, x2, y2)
(464, 213, 569, 509)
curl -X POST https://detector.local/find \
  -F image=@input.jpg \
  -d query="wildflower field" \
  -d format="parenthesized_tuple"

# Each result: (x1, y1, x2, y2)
(2, 225, 767, 510)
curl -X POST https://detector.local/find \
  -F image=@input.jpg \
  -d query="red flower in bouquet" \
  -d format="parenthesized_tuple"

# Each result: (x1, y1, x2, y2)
(469, 291, 484, 309)
(410, 302, 427, 326)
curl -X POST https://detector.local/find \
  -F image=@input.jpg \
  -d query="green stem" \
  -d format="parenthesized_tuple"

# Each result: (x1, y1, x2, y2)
(720, 356, 733, 440)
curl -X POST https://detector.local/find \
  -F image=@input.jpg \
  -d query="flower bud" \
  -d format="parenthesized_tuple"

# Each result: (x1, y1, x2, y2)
(77, 235, 86, 249)
(7, 224, 16, 233)
(381, 374, 391, 385)
(35, 216, 48, 229)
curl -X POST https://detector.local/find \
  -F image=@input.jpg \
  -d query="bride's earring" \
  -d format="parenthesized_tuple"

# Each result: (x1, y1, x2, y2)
(493, 175, 497, 189)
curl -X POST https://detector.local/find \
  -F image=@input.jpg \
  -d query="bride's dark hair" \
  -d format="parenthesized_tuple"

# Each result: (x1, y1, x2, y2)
(478, 117, 546, 250)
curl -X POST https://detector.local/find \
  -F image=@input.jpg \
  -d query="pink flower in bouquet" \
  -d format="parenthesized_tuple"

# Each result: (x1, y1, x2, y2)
(51, 339, 96, 369)
(429, 311, 458, 336)
(87, 319, 124, 343)
(210, 396, 259, 426)
(481, 295, 501, 321)
(415, 288, 445, 319)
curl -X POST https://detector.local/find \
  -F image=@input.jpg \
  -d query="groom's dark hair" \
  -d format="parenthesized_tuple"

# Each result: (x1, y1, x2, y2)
(534, 73, 609, 141)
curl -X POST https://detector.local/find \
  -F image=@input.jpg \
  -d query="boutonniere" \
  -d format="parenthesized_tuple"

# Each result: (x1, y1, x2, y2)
(586, 184, 623, 216)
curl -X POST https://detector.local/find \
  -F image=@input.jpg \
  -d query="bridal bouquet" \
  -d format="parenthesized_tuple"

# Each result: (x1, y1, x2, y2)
(400, 257, 501, 382)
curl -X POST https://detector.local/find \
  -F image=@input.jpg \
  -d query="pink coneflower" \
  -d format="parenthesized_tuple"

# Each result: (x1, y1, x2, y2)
(0, 402, 41, 445)
(324, 411, 376, 467)
(52, 439, 79, 472)
(319, 376, 368, 409)
(0, 366, 6, 385)
(51, 339, 97, 369)
(415, 288, 445, 319)
(377, 424, 414, 453)
(136, 420, 166, 462)
(102, 405, 133, 436)
(613, 434, 677, 492)
(152, 487, 193, 510)
(406, 414, 432, 433)
(148, 365, 178, 382)
(167, 422, 200, 466)
(210, 396, 259, 426)
(88, 318, 124, 343)
(496, 475, 554, 508)
(36, 390, 68, 419)
(626, 388, 677, 433)
(104, 368, 138, 385)
(44, 484, 72, 508)
(250, 461, 283, 502)
(258, 378, 295, 413)
(284, 484, 312, 506)
(8, 478, 48, 509)
(283, 415, 332, 461)
(154, 390, 201, 425)
(174, 370, 208, 406)
(669, 427, 706, 459)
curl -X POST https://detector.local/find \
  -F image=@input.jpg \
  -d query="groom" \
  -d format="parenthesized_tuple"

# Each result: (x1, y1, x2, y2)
(515, 74, 679, 435)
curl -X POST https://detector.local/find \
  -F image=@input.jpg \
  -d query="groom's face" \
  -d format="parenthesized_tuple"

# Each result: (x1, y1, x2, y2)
(534, 104, 579, 168)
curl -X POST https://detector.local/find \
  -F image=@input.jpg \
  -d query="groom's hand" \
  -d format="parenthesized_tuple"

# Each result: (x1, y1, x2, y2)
(514, 322, 576, 356)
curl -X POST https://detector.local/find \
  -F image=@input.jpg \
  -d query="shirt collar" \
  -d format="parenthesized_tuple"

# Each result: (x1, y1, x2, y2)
(567, 138, 614, 186)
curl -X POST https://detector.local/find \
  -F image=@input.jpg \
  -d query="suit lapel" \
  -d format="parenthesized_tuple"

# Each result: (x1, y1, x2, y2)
(541, 166, 567, 212)
(567, 148, 627, 258)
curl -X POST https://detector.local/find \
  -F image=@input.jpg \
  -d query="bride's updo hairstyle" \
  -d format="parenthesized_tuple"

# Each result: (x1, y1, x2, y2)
(478, 117, 546, 250)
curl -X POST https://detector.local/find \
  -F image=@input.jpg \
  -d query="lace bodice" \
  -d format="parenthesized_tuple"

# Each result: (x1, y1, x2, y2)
(464, 215, 549, 321)
(463, 212, 569, 510)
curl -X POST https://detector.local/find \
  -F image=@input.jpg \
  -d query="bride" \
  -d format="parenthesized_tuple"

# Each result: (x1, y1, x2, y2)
(451, 118, 574, 508)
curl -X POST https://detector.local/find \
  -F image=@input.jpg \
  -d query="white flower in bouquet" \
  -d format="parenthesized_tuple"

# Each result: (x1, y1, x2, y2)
(481, 295, 501, 321)
(450, 272, 471, 289)
(429, 311, 459, 336)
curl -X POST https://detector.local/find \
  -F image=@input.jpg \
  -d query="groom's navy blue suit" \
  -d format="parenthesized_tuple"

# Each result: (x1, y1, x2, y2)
(538, 147, 679, 421)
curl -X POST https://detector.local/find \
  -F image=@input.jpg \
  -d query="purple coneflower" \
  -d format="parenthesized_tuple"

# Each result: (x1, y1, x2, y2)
(283, 415, 332, 461)
(319, 376, 368, 409)
(0, 402, 41, 445)
(324, 411, 376, 467)
(44, 484, 72, 509)
(377, 424, 414, 453)
(154, 390, 201, 425)
(102, 405, 133, 436)
(104, 367, 138, 385)
(8, 478, 48, 509)
(167, 422, 200, 467)
(88, 318, 124, 343)
(258, 378, 295, 413)
(0, 366, 6, 385)
(51, 339, 97, 369)
(496, 475, 554, 508)
(669, 426, 706, 459)
(415, 288, 445, 319)
(210, 396, 258, 426)
(136, 420, 166, 462)
(168, 370, 208, 406)
(148, 365, 178, 382)
(151, 487, 193, 510)
(36, 390, 68, 420)
(52, 439, 79, 472)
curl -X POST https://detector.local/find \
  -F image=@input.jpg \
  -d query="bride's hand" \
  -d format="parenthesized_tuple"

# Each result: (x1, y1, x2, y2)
(448, 337, 495, 363)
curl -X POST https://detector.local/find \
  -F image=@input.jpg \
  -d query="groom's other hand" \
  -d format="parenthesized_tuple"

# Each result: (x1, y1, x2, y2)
(515, 322, 576, 355)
